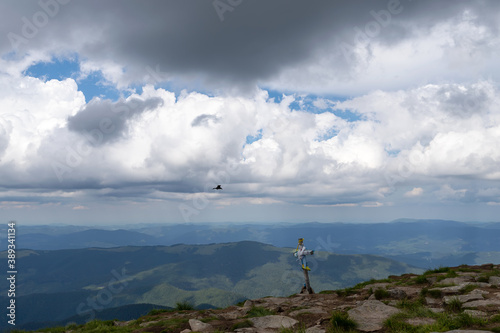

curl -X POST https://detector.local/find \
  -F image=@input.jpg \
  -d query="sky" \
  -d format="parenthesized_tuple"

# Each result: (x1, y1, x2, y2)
(1, 0, 500, 225)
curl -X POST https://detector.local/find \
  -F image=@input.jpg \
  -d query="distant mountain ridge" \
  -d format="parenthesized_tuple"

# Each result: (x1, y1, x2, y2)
(3, 219, 500, 269)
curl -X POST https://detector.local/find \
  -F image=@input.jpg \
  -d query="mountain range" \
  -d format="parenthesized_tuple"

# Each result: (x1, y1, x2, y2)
(0, 241, 421, 331)
(3, 219, 500, 268)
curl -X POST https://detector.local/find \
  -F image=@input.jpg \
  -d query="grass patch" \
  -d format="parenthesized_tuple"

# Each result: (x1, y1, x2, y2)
(147, 308, 172, 316)
(445, 297, 463, 313)
(35, 319, 138, 333)
(396, 298, 427, 313)
(245, 306, 276, 317)
(478, 269, 500, 282)
(320, 290, 336, 294)
(425, 288, 442, 298)
(232, 319, 253, 330)
(374, 288, 390, 300)
(336, 287, 356, 298)
(175, 301, 194, 311)
(329, 310, 357, 333)
(201, 315, 219, 322)
(413, 275, 428, 284)
(459, 284, 478, 294)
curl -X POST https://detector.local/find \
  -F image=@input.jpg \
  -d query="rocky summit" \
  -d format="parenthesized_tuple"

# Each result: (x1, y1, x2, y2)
(44, 264, 500, 333)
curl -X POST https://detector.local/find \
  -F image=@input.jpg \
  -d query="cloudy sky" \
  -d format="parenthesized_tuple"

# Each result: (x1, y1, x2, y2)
(1, 0, 500, 225)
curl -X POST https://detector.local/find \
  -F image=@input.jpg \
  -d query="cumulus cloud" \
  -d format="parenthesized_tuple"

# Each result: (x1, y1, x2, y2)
(1, 1, 500, 222)
(67, 96, 163, 144)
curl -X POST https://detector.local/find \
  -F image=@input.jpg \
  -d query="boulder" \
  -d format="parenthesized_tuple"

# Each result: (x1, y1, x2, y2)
(489, 276, 500, 286)
(347, 300, 400, 332)
(388, 288, 407, 299)
(188, 319, 213, 332)
(462, 299, 500, 308)
(249, 315, 298, 329)
(289, 307, 328, 317)
(305, 325, 326, 333)
(443, 293, 483, 304)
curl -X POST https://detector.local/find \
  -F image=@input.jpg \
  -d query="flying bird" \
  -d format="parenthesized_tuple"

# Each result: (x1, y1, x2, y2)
(213, 185, 223, 190)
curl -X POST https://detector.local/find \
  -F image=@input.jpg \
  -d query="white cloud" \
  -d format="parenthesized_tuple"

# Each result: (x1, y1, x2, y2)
(405, 187, 423, 197)
(0, 73, 499, 213)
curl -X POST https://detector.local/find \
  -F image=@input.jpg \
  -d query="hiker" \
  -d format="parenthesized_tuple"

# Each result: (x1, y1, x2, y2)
(294, 238, 314, 271)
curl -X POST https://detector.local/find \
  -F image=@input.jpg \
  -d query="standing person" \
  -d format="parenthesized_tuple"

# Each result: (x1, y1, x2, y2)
(294, 238, 314, 271)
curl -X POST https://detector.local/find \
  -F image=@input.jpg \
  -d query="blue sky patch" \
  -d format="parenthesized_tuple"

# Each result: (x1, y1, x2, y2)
(24, 57, 122, 102)
(245, 129, 263, 144)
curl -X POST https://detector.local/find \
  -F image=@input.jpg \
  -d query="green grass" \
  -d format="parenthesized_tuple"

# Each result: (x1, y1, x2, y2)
(413, 275, 428, 284)
(31, 320, 137, 333)
(329, 310, 357, 333)
(245, 306, 276, 317)
(459, 284, 478, 294)
(445, 270, 459, 278)
(175, 301, 195, 311)
(374, 288, 390, 300)
(384, 309, 483, 333)
(232, 319, 253, 330)
(147, 308, 172, 316)
(445, 297, 463, 313)
(421, 288, 442, 298)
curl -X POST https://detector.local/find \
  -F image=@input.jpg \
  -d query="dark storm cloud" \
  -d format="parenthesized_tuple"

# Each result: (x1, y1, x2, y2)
(67, 97, 163, 144)
(3, 0, 499, 91)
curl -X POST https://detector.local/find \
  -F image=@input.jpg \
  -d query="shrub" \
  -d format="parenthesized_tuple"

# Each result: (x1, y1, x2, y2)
(446, 297, 462, 313)
(413, 275, 428, 284)
(232, 319, 253, 330)
(175, 301, 194, 311)
(425, 266, 451, 275)
(147, 308, 172, 316)
(374, 288, 390, 300)
(246, 306, 275, 317)
(459, 284, 478, 294)
(330, 310, 357, 332)
(427, 289, 443, 298)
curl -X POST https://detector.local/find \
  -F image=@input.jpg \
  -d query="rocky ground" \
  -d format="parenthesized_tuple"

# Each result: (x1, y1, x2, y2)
(59, 264, 500, 333)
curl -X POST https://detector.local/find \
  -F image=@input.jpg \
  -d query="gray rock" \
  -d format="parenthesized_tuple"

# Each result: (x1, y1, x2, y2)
(439, 277, 474, 285)
(429, 308, 445, 313)
(249, 315, 298, 329)
(489, 276, 500, 286)
(347, 300, 400, 332)
(463, 309, 488, 317)
(188, 319, 213, 332)
(462, 299, 500, 308)
(305, 325, 326, 333)
(425, 297, 441, 305)
(289, 307, 328, 317)
(443, 293, 483, 304)
(243, 300, 254, 309)
(388, 289, 407, 299)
